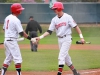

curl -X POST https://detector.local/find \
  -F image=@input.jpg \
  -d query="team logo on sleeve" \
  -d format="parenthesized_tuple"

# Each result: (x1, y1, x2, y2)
(55, 22, 66, 30)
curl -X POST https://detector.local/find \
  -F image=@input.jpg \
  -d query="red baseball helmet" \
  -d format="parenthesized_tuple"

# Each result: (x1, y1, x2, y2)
(11, 3, 24, 15)
(52, 2, 64, 11)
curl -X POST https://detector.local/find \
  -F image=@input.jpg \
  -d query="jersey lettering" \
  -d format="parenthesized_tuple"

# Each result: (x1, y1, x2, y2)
(55, 22, 66, 30)
(6, 20, 9, 29)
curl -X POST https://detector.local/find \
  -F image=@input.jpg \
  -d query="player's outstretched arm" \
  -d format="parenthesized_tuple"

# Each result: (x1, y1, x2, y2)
(31, 31, 50, 43)
(35, 31, 50, 41)
(39, 32, 50, 39)
(31, 31, 51, 44)
(19, 31, 31, 40)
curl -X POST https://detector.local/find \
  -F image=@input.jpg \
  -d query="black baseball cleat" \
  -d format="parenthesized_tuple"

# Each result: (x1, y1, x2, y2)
(72, 69, 80, 75)
(0, 68, 1, 71)
(74, 72, 80, 75)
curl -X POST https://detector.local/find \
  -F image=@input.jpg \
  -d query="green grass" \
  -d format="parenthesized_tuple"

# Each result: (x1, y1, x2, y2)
(71, 50, 100, 70)
(0, 24, 100, 44)
(0, 49, 100, 71)
(0, 24, 100, 71)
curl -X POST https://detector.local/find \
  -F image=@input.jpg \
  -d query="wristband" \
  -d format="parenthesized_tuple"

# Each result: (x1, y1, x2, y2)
(27, 36, 31, 40)
(79, 34, 83, 38)
(39, 35, 44, 39)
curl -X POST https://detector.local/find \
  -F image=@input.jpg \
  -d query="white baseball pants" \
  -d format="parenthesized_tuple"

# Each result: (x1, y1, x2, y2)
(58, 35, 72, 66)
(3, 38, 22, 65)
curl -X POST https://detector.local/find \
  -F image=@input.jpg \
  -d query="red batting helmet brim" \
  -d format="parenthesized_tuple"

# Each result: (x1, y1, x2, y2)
(17, 8, 25, 11)
(51, 7, 57, 10)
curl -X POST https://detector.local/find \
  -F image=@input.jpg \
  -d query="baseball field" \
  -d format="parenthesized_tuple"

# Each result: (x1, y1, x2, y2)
(0, 24, 100, 75)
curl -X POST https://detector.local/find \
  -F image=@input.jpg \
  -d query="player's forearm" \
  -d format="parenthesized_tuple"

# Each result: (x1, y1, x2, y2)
(39, 32, 50, 39)
(75, 26, 84, 38)
(23, 31, 31, 40)
(19, 31, 31, 40)
(23, 31, 28, 38)
(75, 26, 82, 34)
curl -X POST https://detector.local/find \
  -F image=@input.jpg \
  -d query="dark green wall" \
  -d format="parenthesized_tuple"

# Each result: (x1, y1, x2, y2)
(0, 3, 100, 24)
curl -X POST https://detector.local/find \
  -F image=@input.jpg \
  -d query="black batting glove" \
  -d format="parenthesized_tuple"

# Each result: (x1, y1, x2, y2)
(27, 36, 31, 40)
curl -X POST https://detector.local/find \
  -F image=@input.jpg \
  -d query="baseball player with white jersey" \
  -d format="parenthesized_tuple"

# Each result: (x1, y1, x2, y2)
(1, 3, 31, 75)
(35, 2, 85, 75)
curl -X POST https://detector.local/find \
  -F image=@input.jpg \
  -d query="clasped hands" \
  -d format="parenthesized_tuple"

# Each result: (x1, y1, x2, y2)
(31, 37, 40, 44)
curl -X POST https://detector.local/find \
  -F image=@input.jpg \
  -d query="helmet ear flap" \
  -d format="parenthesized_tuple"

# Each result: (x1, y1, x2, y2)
(16, 11, 21, 14)
(12, 10, 21, 15)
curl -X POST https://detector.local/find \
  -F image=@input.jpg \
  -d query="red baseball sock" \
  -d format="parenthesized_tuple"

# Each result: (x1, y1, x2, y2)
(57, 65, 64, 75)
(15, 63, 21, 75)
(69, 64, 78, 74)
(69, 64, 75, 70)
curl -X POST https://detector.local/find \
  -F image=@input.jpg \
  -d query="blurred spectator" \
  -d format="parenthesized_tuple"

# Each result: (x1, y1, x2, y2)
(44, 0, 49, 3)
(22, 0, 35, 3)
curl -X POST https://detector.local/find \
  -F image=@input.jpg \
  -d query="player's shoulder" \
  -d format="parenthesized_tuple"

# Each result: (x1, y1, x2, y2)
(64, 13, 72, 18)
(5, 14, 20, 22)
(52, 15, 58, 21)
(5, 14, 11, 20)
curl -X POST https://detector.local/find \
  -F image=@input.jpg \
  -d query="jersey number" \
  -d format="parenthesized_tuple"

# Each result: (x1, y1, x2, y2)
(6, 20, 9, 29)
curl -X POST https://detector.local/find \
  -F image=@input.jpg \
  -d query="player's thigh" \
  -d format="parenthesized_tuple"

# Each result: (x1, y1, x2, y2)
(10, 41, 22, 63)
(58, 38, 72, 58)
(4, 41, 13, 65)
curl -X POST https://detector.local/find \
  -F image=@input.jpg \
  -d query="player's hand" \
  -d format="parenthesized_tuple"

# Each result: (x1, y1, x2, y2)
(35, 37, 41, 42)
(31, 38, 38, 45)
(80, 38, 85, 44)
(31, 37, 40, 44)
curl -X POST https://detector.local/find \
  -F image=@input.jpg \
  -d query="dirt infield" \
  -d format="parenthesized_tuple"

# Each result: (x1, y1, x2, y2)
(0, 44, 100, 50)
(0, 44, 100, 75)
(0, 69, 100, 75)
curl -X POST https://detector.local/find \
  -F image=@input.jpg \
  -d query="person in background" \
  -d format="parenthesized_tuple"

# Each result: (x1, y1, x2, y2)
(25, 16, 42, 52)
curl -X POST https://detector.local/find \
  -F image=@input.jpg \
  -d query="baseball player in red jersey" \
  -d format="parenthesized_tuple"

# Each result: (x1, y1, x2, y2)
(35, 2, 85, 75)
(1, 3, 31, 75)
